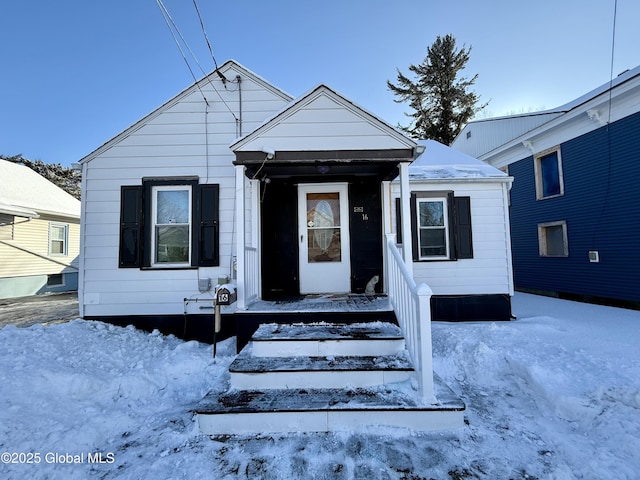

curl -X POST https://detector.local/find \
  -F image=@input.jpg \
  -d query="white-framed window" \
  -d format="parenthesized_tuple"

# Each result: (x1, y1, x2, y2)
(538, 221, 568, 257)
(49, 223, 69, 256)
(534, 147, 564, 200)
(416, 197, 449, 260)
(151, 185, 192, 266)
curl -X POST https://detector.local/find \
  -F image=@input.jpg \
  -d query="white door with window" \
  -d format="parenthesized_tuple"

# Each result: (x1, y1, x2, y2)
(298, 183, 351, 294)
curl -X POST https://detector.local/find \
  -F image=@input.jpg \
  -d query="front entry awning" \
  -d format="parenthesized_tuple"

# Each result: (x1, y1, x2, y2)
(234, 149, 414, 181)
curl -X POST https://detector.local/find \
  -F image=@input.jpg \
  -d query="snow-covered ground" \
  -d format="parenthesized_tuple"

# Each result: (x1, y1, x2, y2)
(1, 293, 638, 479)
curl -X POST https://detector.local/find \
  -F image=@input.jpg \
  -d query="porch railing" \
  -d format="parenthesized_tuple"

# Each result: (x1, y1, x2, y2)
(385, 233, 435, 402)
(244, 246, 259, 305)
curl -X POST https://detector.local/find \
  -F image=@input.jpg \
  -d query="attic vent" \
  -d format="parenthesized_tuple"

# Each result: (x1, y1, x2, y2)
(466, 131, 472, 139)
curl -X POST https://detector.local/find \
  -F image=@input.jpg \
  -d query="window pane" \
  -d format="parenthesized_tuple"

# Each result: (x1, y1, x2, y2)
(540, 152, 561, 197)
(419, 201, 444, 227)
(156, 225, 189, 263)
(546, 225, 565, 256)
(419, 229, 446, 256)
(306, 193, 341, 263)
(156, 190, 189, 224)
(51, 240, 64, 254)
(51, 226, 66, 241)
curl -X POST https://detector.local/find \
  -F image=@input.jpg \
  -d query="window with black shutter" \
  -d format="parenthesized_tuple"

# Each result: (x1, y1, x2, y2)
(409, 191, 473, 261)
(118, 179, 220, 269)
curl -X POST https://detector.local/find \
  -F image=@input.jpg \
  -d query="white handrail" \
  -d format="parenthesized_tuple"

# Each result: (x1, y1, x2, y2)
(385, 233, 435, 402)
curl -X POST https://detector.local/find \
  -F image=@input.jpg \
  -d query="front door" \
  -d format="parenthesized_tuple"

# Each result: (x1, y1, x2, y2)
(298, 183, 351, 294)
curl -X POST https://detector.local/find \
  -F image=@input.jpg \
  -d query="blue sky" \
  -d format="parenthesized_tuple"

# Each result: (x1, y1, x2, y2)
(1, 0, 637, 167)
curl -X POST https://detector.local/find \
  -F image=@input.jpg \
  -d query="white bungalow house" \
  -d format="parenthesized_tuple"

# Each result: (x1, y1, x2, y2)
(77, 60, 512, 434)
(0, 159, 80, 299)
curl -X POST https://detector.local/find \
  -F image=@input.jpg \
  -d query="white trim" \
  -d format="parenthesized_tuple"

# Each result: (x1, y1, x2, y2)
(150, 185, 192, 267)
(235, 165, 247, 309)
(534, 146, 564, 200)
(538, 221, 568, 257)
(49, 222, 69, 257)
(415, 197, 450, 260)
(399, 162, 413, 275)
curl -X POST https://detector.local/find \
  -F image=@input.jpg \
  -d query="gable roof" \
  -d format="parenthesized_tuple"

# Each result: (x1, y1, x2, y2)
(230, 84, 416, 153)
(410, 140, 508, 181)
(0, 160, 80, 218)
(452, 65, 640, 163)
(79, 60, 293, 164)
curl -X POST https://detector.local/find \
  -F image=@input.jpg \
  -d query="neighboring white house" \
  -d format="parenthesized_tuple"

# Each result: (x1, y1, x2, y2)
(392, 140, 514, 321)
(0, 160, 81, 299)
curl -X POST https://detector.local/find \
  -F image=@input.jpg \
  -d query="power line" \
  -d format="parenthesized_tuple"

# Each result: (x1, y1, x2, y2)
(155, 0, 209, 105)
(192, 0, 220, 72)
(156, 0, 239, 122)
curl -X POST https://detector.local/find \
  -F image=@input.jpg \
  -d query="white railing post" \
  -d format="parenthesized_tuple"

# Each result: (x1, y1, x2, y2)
(235, 165, 246, 310)
(415, 283, 434, 400)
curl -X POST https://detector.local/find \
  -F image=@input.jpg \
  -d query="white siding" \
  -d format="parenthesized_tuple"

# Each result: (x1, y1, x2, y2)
(236, 88, 415, 152)
(392, 180, 513, 296)
(81, 64, 290, 317)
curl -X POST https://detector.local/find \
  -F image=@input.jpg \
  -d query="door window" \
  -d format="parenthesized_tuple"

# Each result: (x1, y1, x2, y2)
(306, 193, 341, 262)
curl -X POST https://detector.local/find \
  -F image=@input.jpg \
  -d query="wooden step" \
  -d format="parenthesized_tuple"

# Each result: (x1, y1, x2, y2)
(196, 376, 466, 435)
(229, 349, 413, 390)
(250, 322, 405, 357)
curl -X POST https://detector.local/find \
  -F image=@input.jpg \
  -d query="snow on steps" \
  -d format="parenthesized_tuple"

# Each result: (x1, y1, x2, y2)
(196, 322, 465, 435)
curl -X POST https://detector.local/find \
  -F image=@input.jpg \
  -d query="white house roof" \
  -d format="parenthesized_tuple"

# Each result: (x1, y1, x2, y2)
(409, 140, 508, 180)
(231, 84, 416, 153)
(0, 160, 80, 218)
(452, 65, 640, 162)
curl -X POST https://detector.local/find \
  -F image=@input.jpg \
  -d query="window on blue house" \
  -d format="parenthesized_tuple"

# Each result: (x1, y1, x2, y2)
(538, 221, 568, 257)
(535, 148, 564, 199)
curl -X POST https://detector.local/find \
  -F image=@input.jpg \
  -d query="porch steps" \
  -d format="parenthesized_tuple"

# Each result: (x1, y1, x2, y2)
(196, 322, 465, 435)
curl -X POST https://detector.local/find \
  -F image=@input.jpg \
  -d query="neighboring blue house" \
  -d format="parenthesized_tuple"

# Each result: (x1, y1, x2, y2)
(452, 66, 640, 309)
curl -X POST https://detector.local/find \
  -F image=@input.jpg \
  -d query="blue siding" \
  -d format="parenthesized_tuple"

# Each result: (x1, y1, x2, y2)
(509, 111, 640, 304)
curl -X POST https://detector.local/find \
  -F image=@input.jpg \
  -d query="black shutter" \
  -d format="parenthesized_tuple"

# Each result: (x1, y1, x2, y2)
(410, 193, 418, 262)
(194, 184, 219, 267)
(453, 196, 473, 259)
(119, 186, 143, 268)
(395, 197, 402, 245)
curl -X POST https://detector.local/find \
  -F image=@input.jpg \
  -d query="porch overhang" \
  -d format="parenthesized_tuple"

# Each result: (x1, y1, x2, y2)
(233, 149, 414, 181)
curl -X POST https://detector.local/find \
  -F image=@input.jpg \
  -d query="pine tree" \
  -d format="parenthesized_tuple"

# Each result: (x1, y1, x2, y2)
(387, 34, 487, 145)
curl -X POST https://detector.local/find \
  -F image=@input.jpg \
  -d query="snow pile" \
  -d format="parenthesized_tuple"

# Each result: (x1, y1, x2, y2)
(1, 293, 639, 479)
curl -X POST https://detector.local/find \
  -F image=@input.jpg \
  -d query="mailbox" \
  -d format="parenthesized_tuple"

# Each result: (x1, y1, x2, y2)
(216, 287, 237, 305)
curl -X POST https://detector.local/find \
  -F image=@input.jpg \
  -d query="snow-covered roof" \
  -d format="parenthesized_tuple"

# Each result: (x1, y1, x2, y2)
(409, 140, 508, 180)
(0, 160, 80, 218)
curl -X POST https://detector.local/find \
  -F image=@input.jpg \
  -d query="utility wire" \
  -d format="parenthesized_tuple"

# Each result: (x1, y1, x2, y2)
(192, 0, 220, 72)
(156, 0, 209, 105)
